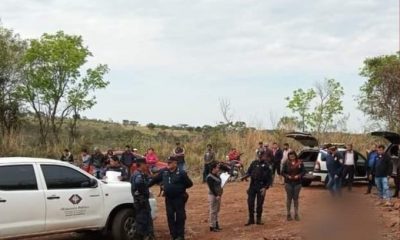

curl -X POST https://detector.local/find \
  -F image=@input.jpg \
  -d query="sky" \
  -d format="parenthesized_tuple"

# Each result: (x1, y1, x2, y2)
(0, 0, 398, 132)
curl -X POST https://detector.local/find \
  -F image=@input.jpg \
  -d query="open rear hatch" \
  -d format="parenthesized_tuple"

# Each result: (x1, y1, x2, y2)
(371, 131, 400, 144)
(286, 132, 319, 148)
(286, 132, 319, 174)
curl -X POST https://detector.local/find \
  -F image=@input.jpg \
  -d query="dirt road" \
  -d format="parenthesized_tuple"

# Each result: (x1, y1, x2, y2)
(30, 181, 399, 240)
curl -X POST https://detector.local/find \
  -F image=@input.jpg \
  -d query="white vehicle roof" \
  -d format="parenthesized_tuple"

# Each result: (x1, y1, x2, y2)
(0, 157, 62, 164)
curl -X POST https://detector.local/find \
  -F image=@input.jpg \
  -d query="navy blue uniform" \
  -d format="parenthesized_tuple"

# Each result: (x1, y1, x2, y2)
(246, 159, 272, 224)
(149, 168, 193, 240)
(324, 152, 343, 197)
(131, 170, 154, 239)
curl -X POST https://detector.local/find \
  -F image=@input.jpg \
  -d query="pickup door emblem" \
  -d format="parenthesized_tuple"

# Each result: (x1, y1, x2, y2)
(69, 194, 82, 205)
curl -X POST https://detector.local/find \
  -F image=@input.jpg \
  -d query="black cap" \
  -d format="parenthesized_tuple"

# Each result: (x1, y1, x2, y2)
(136, 158, 146, 164)
(167, 156, 178, 162)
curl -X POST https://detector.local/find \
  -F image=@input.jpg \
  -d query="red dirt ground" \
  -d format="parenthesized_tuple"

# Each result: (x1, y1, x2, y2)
(29, 181, 399, 240)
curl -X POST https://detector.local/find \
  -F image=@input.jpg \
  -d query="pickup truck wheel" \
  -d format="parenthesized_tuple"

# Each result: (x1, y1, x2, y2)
(111, 208, 135, 240)
(301, 179, 312, 187)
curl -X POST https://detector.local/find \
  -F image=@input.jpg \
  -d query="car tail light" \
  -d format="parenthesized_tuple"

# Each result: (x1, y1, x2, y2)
(314, 162, 321, 172)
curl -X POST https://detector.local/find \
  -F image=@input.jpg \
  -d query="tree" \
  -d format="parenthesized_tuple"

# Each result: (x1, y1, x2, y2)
(146, 123, 156, 130)
(309, 79, 344, 133)
(19, 31, 109, 144)
(277, 116, 300, 131)
(286, 88, 316, 132)
(358, 54, 400, 132)
(219, 98, 234, 125)
(0, 26, 26, 141)
(67, 64, 109, 146)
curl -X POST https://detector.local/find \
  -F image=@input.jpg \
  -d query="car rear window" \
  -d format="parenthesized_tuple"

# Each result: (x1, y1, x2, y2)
(0, 165, 38, 191)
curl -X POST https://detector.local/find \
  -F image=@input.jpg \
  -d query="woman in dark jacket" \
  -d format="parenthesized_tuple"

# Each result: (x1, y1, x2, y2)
(282, 151, 306, 221)
(206, 162, 223, 232)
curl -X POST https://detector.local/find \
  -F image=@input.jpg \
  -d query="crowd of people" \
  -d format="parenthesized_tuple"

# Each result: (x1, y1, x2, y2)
(59, 140, 400, 240)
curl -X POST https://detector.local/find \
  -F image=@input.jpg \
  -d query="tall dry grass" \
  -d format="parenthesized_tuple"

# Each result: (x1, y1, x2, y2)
(0, 119, 388, 180)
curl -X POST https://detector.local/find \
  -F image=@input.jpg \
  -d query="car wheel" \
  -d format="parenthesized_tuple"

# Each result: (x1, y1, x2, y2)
(111, 208, 135, 240)
(301, 179, 312, 187)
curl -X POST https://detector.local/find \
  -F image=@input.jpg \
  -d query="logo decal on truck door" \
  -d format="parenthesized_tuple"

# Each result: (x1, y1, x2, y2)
(69, 194, 82, 205)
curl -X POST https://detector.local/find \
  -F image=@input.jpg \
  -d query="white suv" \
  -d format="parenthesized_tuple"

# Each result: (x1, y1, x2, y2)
(0, 158, 157, 240)
(286, 132, 368, 186)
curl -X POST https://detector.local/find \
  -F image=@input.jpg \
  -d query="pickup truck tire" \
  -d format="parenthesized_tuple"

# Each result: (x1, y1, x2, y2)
(301, 179, 312, 187)
(111, 208, 135, 240)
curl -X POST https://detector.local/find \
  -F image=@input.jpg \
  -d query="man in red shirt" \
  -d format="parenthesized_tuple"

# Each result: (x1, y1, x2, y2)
(228, 148, 241, 162)
(227, 148, 242, 176)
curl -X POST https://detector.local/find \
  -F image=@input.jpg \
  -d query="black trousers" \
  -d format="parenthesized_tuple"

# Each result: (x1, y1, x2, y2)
(342, 165, 355, 191)
(393, 169, 400, 197)
(285, 183, 301, 215)
(247, 187, 265, 221)
(366, 172, 375, 193)
(203, 163, 210, 183)
(272, 162, 281, 176)
(165, 196, 186, 239)
(134, 199, 154, 237)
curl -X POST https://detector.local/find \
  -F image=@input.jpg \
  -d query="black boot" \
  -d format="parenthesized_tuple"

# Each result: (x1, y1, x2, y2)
(210, 227, 220, 232)
(256, 213, 264, 225)
(245, 218, 255, 226)
(133, 232, 144, 240)
(392, 191, 399, 198)
(287, 214, 293, 221)
(256, 217, 264, 225)
(216, 221, 222, 230)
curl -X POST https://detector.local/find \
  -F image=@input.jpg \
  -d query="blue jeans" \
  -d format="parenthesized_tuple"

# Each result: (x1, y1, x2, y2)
(375, 177, 391, 200)
(178, 162, 186, 172)
(327, 173, 342, 197)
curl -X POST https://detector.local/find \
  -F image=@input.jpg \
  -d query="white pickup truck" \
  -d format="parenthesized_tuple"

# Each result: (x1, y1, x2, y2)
(0, 158, 157, 240)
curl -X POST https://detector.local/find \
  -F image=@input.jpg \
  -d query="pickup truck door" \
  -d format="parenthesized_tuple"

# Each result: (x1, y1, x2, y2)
(39, 164, 104, 231)
(0, 164, 46, 238)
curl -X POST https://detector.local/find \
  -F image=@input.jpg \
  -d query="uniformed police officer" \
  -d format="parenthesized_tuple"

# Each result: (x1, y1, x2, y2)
(131, 158, 155, 240)
(149, 156, 193, 240)
(242, 149, 273, 226)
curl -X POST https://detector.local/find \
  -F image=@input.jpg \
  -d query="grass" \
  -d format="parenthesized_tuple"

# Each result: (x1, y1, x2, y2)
(0, 118, 388, 178)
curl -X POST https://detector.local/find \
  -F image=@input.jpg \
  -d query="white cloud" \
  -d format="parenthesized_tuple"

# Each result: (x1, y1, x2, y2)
(0, 0, 397, 131)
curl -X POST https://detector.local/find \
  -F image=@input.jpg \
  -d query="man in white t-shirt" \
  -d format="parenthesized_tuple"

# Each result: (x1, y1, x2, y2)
(342, 143, 358, 192)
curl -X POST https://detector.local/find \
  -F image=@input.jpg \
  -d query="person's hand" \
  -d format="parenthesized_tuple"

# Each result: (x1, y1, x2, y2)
(260, 188, 266, 196)
(368, 175, 372, 181)
(334, 175, 339, 179)
(216, 196, 221, 201)
(294, 175, 299, 180)
(118, 176, 122, 181)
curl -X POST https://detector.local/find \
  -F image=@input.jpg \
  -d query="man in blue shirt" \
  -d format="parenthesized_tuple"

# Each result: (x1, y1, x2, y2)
(148, 156, 193, 240)
(365, 144, 378, 194)
(324, 145, 343, 197)
(131, 158, 155, 240)
(372, 145, 392, 205)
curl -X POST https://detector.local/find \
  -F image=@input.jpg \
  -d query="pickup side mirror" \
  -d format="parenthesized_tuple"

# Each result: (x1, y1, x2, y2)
(82, 178, 98, 188)
(89, 178, 98, 188)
